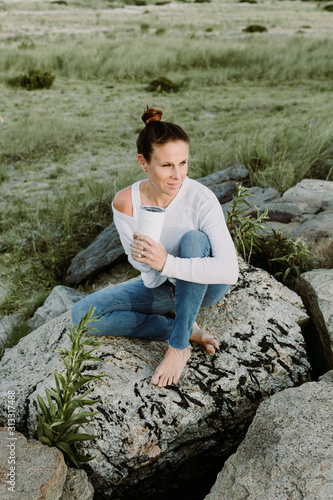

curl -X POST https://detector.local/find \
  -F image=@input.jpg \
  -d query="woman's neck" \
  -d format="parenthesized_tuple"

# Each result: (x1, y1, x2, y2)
(140, 180, 178, 209)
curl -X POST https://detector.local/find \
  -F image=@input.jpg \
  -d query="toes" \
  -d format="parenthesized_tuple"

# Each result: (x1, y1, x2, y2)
(206, 344, 216, 354)
(151, 374, 159, 385)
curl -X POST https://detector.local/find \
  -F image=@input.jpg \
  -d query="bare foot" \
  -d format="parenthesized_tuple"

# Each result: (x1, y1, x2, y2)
(151, 346, 191, 388)
(190, 322, 219, 354)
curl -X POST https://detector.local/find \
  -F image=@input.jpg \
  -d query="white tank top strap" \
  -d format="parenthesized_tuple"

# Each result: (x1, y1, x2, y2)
(131, 180, 142, 219)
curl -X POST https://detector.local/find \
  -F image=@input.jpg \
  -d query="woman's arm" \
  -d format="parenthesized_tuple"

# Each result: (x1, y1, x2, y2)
(161, 195, 239, 285)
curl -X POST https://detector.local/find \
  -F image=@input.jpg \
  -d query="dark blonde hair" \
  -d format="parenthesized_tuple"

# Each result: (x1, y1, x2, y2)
(136, 106, 189, 162)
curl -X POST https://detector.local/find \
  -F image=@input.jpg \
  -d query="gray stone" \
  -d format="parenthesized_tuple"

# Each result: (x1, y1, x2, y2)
(0, 427, 67, 500)
(266, 210, 333, 268)
(64, 222, 123, 286)
(295, 269, 333, 371)
(0, 314, 23, 351)
(222, 186, 280, 217)
(205, 372, 333, 500)
(196, 165, 249, 187)
(0, 260, 311, 498)
(28, 285, 88, 331)
(65, 167, 250, 286)
(281, 178, 333, 211)
(255, 179, 333, 268)
(209, 180, 240, 204)
(60, 468, 94, 500)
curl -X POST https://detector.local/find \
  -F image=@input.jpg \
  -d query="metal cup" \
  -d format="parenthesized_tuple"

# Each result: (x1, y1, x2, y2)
(138, 205, 166, 242)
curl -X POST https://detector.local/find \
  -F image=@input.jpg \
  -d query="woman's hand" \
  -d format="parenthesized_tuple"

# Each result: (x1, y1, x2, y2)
(131, 232, 168, 272)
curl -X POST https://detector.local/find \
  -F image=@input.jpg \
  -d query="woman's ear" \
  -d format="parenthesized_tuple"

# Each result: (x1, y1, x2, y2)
(138, 154, 148, 172)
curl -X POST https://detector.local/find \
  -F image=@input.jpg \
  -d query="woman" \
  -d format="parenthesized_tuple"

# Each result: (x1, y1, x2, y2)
(71, 107, 239, 388)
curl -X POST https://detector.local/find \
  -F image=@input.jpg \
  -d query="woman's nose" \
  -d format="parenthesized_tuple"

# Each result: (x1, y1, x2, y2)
(171, 167, 181, 178)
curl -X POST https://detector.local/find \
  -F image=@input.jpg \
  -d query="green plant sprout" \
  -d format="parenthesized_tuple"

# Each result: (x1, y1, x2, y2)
(265, 228, 317, 283)
(34, 307, 105, 468)
(226, 185, 316, 284)
(226, 185, 269, 262)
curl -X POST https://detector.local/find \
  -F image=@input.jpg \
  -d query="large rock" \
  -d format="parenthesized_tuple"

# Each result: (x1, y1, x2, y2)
(0, 428, 94, 500)
(65, 166, 250, 286)
(0, 260, 311, 498)
(197, 165, 251, 204)
(222, 186, 280, 217)
(0, 427, 67, 500)
(205, 371, 333, 500)
(28, 285, 88, 331)
(295, 269, 333, 372)
(264, 179, 333, 268)
(196, 165, 250, 187)
(64, 222, 124, 286)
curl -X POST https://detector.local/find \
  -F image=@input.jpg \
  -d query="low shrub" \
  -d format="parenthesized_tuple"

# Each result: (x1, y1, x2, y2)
(145, 75, 183, 93)
(323, 4, 333, 11)
(7, 70, 55, 91)
(242, 24, 268, 33)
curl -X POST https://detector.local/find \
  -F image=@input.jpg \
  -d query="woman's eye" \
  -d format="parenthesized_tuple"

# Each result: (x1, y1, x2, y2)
(163, 164, 171, 167)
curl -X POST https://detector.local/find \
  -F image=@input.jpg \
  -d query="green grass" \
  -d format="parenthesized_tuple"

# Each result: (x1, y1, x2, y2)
(2, 36, 333, 83)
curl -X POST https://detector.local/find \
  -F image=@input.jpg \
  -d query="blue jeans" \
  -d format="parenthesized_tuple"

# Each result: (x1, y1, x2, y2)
(71, 230, 229, 350)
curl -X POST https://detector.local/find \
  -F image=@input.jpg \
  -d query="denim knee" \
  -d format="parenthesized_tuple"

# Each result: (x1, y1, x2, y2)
(71, 297, 92, 326)
(178, 230, 211, 258)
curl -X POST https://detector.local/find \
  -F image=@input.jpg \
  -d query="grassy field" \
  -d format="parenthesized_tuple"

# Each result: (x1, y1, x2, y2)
(0, 0, 332, 341)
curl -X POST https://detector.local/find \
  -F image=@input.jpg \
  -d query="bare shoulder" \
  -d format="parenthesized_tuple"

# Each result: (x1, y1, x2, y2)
(113, 185, 133, 216)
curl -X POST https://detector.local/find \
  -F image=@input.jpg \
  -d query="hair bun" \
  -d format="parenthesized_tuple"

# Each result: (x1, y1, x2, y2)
(142, 106, 162, 125)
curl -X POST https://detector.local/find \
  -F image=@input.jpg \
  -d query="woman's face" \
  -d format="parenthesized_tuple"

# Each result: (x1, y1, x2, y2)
(138, 141, 189, 198)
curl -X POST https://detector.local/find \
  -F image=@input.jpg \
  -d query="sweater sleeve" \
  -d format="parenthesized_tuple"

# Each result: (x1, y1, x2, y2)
(161, 194, 239, 285)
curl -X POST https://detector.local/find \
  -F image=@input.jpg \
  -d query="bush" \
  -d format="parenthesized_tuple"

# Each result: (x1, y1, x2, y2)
(7, 69, 55, 91)
(323, 4, 333, 11)
(242, 25, 268, 33)
(145, 75, 183, 93)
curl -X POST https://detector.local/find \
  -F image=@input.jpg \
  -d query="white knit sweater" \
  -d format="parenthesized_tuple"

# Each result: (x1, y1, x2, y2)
(112, 176, 239, 288)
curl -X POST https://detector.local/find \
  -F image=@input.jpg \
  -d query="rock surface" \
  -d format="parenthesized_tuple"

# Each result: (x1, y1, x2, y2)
(0, 260, 311, 498)
(205, 371, 333, 500)
(64, 222, 123, 286)
(295, 269, 333, 372)
(28, 285, 88, 331)
(0, 427, 67, 500)
(60, 468, 94, 500)
(0, 428, 94, 500)
(0, 314, 23, 351)
(64, 166, 250, 286)
(264, 179, 333, 268)
(222, 186, 280, 217)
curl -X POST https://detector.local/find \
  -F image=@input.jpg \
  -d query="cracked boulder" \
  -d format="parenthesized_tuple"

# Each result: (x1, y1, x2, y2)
(0, 260, 311, 499)
(205, 371, 333, 500)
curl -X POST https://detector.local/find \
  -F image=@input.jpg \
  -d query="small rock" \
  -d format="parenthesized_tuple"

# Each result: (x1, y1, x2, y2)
(28, 286, 88, 331)
(0, 427, 67, 500)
